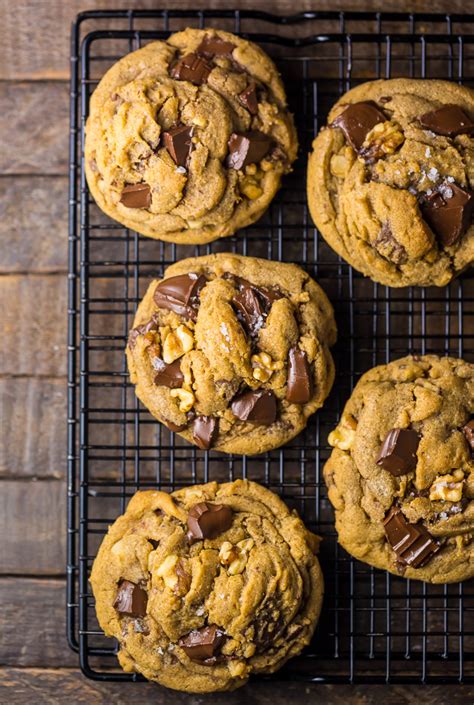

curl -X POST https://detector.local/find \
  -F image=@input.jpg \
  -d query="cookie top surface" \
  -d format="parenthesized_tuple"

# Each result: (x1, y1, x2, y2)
(90, 479, 323, 692)
(126, 253, 336, 455)
(307, 79, 474, 287)
(324, 355, 474, 583)
(85, 28, 297, 244)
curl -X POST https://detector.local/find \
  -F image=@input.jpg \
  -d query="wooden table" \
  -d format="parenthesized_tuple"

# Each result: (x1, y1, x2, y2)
(1, 1, 472, 702)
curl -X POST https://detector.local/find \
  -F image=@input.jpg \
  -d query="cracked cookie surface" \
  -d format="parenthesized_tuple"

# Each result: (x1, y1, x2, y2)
(90, 479, 323, 693)
(85, 28, 297, 244)
(307, 79, 474, 287)
(324, 355, 474, 583)
(126, 253, 336, 455)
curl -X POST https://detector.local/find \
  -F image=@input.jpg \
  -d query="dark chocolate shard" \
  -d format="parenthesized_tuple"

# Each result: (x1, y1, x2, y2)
(421, 182, 474, 247)
(462, 419, 474, 454)
(231, 389, 277, 425)
(374, 222, 408, 265)
(154, 273, 206, 321)
(331, 101, 387, 152)
(154, 359, 184, 388)
(178, 624, 226, 661)
(376, 428, 420, 476)
(233, 286, 266, 336)
(227, 131, 272, 170)
(187, 501, 233, 540)
(196, 34, 236, 58)
(192, 415, 219, 450)
(419, 104, 474, 137)
(113, 580, 147, 617)
(383, 506, 440, 568)
(239, 82, 258, 115)
(120, 183, 151, 209)
(171, 53, 212, 85)
(286, 347, 313, 404)
(163, 125, 194, 167)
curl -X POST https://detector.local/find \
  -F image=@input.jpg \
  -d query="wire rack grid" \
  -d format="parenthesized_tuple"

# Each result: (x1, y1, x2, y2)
(68, 9, 474, 685)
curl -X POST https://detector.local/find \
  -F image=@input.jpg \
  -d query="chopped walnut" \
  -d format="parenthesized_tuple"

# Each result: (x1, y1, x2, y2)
(360, 120, 405, 161)
(170, 387, 195, 412)
(251, 352, 283, 383)
(429, 473, 464, 502)
(328, 414, 357, 451)
(156, 554, 179, 590)
(219, 538, 254, 575)
(162, 324, 194, 364)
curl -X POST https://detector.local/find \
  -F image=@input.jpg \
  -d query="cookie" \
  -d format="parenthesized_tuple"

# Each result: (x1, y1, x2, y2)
(90, 479, 323, 693)
(324, 355, 474, 583)
(85, 28, 297, 244)
(126, 253, 336, 455)
(307, 79, 474, 287)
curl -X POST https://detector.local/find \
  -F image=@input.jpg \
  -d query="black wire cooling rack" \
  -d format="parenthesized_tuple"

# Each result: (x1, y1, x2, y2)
(67, 9, 474, 685)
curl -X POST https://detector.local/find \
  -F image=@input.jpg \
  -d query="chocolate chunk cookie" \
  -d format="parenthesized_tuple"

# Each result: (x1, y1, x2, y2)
(126, 253, 336, 454)
(307, 79, 474, 287)
(90, 479, 324, 692)
(85, 28, 297, 244)
(324, 355, 474, 583)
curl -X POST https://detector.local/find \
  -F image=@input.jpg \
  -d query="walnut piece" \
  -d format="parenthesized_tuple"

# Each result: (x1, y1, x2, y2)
(328, 414, 357, 451)
(251, 352, 283, 383)
(156, 554, 179, 590)
(219, 538, 254, 575)
(429, 472, 464, 502)
(162, 324, 194, 364)
(170, 387, 195, 412)
(360, 120, 404, 161)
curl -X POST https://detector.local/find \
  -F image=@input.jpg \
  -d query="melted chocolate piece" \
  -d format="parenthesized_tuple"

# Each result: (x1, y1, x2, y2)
(383, 506, 440, 568)
(171, 53, 212, 85)
(192, 415, 219, 450)
(178, 625, 226, 661)
(462, 419, 474, 454)
(154, 273, 206, 321)
(286, 347, 313, 404)
(196, 35, 236, 58)
(154, 359, 184, 388)
(120, 183, 151, 209)
(419, 104, 474, 137)
(376, 428, 420, 476)
(375, 222, 408, 265)
(227, 131, 272, 170)
(165, 419, 188, 433)
(113, 580, 147, 617)
(187, 502, 233, 540)
(239, 82, 258, 115)
(332, 101, 387, 152)
(421, 182, 474, 247)
(231, 389, 277, 425)
(233, 286, 266, 336)
(163, 125, 194, 167)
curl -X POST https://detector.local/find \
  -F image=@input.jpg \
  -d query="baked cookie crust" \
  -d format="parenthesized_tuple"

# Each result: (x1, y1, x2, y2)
(90, 479, 324, 692)
(308, 79, 474, 287)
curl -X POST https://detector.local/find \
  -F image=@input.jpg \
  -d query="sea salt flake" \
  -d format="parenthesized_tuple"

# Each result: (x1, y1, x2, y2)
(220, 322, 231, 342)
(427, 167, 439, 182)
(425, 147, 431, 158)
(176, 166, 187, 174)
(152, 357, 166, 371)
(446, 175, 455, 183)
(157, 647, 164, 655)
(195, 605, 205, 616)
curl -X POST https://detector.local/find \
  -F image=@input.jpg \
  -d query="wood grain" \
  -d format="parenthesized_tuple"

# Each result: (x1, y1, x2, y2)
(0, 82, 68, 174)
(0, 177, 68, 272)
(0, 377, 66, 478)
(0, 0, 471, 80)
(0, 480, 65, 574)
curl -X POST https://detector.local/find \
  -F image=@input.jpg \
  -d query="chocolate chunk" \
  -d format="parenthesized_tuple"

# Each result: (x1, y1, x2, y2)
(375, 222, 408, 264)
(192, 415, 219, 450)
(174, 560, 191, 594)
(421, 182, 474, 247)
(286, 347, 313, 404)
(227, 131, 272, 170)
(163, 125, 194, 167)
(165, 419, 188, 433)
(383, 506, 440, 568)
(120, 183, 151, 209)
(113, 580, 147, 617)
(462, 419, 474, 454)
(256, 285, 284, 309)
(419, 104, 474, 137)
(239, 82, 258, 115)
(154, 273, 206, 321)
(231, 389, 277, 425)
(376, 428, 420, 476)
(178, 624, 226, 661)
(332, 101, 387, 152)
(187, 502, 233, 540)
(233, 286, 265, 336)
(171, 53, 212, 85)
(196, 34, 235, 58)
(154, 359, 184, 388)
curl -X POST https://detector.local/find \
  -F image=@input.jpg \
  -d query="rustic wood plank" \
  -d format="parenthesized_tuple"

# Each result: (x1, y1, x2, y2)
(1, 668, 472, 704)
(0, 578, 76, 667)
(0, 480, 65, 574)
(0, 177, 68, 272)
(0, 0, 471, 80)
(0, 275, 67, 376)
(0, 378, 66, 478)
(0, 83, 68, 174)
